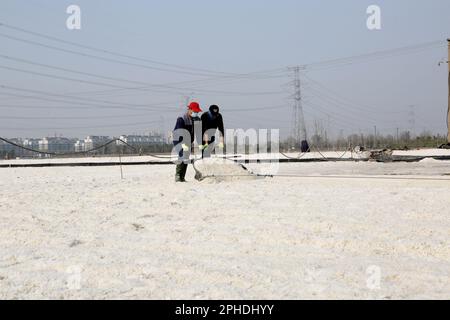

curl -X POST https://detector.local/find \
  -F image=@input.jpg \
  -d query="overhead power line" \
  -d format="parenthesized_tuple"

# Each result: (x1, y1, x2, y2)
(0, 21, 289, 88)
(0, 84, 181, 111)
(0, 24, 232, 78)
(303, 74, 392, 115)
(0, 113, 166, 120)
(0, 31, 222, 77)
(0, 53, 285, 96)
(0, 119, 161, 131)
(1, 21, 443, 76)
(300, 40, 445, 71)
(0, 21, 270, 77)
(0, 99, 179, 110)
(304, 85, 396, 124)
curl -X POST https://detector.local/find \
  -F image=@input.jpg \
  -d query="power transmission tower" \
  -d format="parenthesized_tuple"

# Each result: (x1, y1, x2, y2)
(289, 66, 308, 150)
(408, 105, 416, 138)
(159, 115, 165, 136)
(183, 92, 195, 109)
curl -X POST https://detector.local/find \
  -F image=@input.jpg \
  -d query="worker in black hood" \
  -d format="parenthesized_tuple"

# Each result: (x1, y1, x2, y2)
(199, 105, 225, 157)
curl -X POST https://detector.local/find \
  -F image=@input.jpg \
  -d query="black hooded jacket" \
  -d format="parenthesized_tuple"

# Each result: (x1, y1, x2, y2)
(201, 108, 224, 144)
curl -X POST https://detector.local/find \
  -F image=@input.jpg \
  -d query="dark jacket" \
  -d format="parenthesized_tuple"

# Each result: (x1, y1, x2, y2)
(201, 111, 224, 144)
(173, 113, 195, 145)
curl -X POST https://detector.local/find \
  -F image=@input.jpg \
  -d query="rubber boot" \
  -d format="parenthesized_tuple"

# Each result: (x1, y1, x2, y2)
(180, 163, 188, 182)
(175, 163, 187, 182)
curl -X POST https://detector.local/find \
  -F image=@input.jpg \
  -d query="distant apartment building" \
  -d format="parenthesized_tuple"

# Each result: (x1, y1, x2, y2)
(149, 131, 166, 144)
(38, 137, 75, 153)
(167, 131, 173, 144)
(0, 138, 24, 158)
(22, 138, 40, 150)
(74, 140, 85, 152)
(118, 133, 165, 146)
(84, 136, 110, 151)
(22, 138, 41, 157)
(0, 138, 19, 152)
(1, 133, 167, 158)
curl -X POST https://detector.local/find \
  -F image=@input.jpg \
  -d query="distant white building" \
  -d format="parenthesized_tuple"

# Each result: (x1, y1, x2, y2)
(21, 138, 41, 157)
(22, 138, 40, 150)
(84, 136, 110, 151)
(39, 137, 74, 153)
(167, 131, 173, 144)
(74, 140, 85, 152)
(118, 133, 165, 146)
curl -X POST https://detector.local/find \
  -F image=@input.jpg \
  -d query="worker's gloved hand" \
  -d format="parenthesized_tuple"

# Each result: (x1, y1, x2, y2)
(217, 142, 224, 149)
(199, 144, 208, 151)
(181, 144, 189, 152)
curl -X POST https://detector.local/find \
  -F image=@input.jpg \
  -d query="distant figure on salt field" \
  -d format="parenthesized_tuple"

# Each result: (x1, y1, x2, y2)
(200, 105, 225, 158)
(172, 101, 202, 182)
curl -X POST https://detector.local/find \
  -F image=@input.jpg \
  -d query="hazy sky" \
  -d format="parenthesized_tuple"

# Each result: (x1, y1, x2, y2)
(0, 0, 449, 139)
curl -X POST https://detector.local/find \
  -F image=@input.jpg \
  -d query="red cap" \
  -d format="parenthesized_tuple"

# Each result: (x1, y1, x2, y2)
(188, 101, 202, 112)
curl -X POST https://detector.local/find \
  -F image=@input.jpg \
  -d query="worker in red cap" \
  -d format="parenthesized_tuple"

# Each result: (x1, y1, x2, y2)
(172, 102, 202, 182)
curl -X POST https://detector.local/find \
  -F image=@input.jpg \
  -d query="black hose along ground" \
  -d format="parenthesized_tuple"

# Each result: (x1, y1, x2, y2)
(1, 136, 450, 169)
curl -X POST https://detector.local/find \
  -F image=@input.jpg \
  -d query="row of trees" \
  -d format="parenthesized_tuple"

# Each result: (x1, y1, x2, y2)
(1, 130, 447, 159)
(282, 130, 447, 151)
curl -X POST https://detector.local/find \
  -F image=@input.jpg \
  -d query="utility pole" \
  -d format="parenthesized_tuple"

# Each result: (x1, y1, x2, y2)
(447, 39, 450, 143)
(289, 66, 308, 151)
(438, 39, 450, 147)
